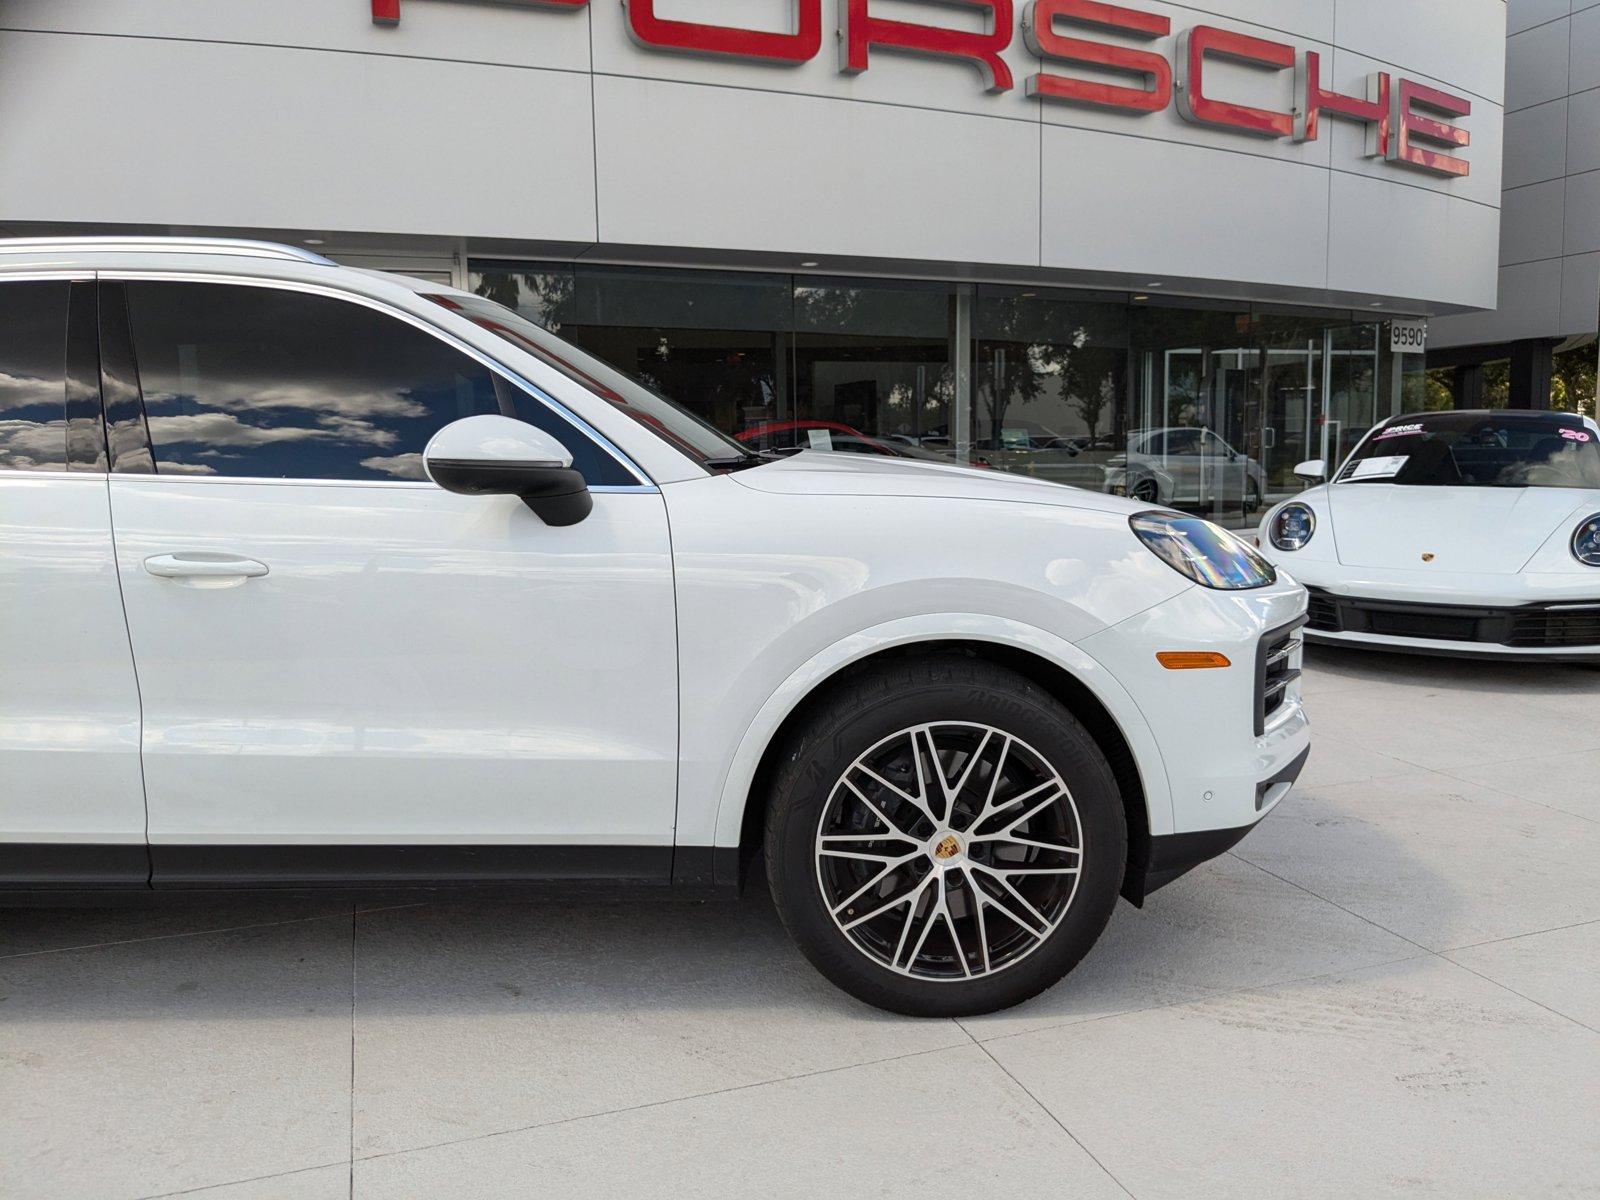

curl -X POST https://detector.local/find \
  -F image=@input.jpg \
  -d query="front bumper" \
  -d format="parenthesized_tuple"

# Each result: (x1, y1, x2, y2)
(1253, 551, 1600, 660)
(1127, 744, 1310, 900)
(1303, 585, 1600, 661)
(1077, 579, 1312, 897)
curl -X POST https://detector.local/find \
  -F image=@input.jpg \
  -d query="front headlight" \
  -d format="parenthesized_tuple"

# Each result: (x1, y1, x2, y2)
(1573, 514, 1600, 566)
(1130, 512, 1276, 590)
(1269, 503, 1317, 551)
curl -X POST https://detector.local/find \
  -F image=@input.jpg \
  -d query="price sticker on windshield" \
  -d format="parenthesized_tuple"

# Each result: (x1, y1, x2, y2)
(1350, 455, 1409, 480)
(1389, 319, 1428, 354)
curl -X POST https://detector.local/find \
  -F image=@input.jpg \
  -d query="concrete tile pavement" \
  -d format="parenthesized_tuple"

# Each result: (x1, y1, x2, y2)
(983, 955, 1600, 1200)
(1, 919, 353, 1200)
(2, 645, 1597, 1199)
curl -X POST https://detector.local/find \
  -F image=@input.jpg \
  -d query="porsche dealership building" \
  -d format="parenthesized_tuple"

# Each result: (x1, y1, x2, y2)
(0, 0, 1519, 528)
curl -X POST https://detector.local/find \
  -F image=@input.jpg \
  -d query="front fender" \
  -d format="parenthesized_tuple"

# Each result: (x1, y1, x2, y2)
(697, 613, 1175, 856)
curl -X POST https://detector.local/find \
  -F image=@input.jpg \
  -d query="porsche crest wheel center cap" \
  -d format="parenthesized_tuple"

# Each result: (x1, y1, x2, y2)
(931, 833, 964, 862)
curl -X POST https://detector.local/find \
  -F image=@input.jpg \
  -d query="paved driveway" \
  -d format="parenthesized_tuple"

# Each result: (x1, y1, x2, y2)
(4, 647, 1598, 1199)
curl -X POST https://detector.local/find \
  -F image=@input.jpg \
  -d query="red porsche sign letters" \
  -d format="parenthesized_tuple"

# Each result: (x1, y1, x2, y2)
(370, 0, 1471, 177)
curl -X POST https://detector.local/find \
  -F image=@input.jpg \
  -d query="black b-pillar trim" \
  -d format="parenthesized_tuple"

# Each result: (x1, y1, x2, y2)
(97, 280, 157, 475)
(65, 280, 107, 470)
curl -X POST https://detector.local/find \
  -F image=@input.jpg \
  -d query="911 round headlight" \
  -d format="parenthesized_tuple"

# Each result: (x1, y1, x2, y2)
(1573, 514, 1600, 567)
(1269, 503, 1317, 552)
(1130, 512, 1276, 590)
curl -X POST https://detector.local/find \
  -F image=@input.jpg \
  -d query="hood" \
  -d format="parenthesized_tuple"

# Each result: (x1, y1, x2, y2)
(1327, 484, 1598, 573)
(730, 449, 1147, 517)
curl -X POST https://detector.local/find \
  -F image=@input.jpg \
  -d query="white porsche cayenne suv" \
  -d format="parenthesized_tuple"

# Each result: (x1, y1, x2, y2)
(0, 238, 1310, 1016)
(1258, 409, 1600, 663)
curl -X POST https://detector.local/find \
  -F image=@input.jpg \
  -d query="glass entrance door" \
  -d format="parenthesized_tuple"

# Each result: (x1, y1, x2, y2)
(1260, 336, 1325, 511)
(1131, 305, 1272, 531)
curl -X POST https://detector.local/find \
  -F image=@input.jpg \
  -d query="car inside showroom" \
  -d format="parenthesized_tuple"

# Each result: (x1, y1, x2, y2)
(1, 2, 1597, 1199)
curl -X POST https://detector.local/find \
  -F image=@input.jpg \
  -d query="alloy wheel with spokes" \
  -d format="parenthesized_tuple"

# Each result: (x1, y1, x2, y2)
(765, 654, 1126, 1016)
(815, 722, 1083, 982)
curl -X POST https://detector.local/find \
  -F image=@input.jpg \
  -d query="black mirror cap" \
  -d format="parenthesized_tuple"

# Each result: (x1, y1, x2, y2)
(428, 458, 593, 526)
(522, 473, 593, 526)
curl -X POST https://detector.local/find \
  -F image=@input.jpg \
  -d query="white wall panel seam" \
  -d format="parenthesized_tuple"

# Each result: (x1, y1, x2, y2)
(585, 69, 1040, 126)
(1323, 167, 1502, 212)
(1509, 15, 1580, 38)
(585, 3, 601, 245)
(1498, 251, 1586, 268)
(0, 23, 597, 77)
(1506, 92, 1578, 118)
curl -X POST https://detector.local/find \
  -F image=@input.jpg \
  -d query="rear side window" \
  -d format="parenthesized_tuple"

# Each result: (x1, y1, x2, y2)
(123, 281, 633, 485)
(0, 280, 69, 471)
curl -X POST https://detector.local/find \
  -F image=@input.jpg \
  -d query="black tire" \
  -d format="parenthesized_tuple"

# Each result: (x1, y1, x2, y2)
(764, 654, 1126, 1017)
(1131, 478, 1160, 504)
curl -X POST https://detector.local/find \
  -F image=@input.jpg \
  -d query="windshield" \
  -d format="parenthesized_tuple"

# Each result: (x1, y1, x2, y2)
(422, 291, 755, 469)
(1337, 411, 1600, 489)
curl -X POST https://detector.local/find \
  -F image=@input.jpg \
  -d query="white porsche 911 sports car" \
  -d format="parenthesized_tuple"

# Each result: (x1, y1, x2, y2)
(1257, 409, 1600, 662)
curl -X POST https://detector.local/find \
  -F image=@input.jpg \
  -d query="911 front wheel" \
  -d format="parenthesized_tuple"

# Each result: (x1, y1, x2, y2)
(765, 655, 1126, 1017)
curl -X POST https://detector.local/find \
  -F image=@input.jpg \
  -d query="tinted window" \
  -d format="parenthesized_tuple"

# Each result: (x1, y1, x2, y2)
(125, 282, 632, 485)
(0, 281, 69, 471)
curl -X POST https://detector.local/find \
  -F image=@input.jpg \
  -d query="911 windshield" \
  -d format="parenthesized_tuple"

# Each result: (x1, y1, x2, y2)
(1337, 412, 1600, 489)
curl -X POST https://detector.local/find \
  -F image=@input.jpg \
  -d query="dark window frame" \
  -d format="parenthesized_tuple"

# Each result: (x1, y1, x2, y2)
(65, 280, 107, 471)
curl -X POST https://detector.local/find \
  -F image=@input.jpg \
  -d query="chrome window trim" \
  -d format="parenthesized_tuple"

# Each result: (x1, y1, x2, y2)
(0, 469, 106, 480)
(98, 473, 657, 494)
(99, 270, 656, 490)
(0, 269, 95, 282)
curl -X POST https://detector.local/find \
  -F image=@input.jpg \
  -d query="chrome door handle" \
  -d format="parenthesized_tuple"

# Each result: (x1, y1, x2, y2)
(143, 552, 270, 582)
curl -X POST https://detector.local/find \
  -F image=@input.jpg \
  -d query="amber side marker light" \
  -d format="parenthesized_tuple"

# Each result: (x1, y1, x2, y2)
(1157, 651, 1233, 670)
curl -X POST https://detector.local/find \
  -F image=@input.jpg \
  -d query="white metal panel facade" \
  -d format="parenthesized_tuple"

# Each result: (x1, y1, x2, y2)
(0, 0, 1506, 313)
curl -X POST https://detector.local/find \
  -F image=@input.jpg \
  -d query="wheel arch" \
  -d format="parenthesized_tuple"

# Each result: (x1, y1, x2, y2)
(714, 620, 1173, 906)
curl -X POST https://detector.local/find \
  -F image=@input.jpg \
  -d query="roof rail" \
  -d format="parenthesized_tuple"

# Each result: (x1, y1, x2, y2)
(0, 236, 335, 265)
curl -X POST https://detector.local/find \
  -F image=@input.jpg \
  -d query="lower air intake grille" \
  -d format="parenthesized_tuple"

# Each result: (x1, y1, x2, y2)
(1305, 589, 1340, 633)
(1304, 589, 1600, 650)
(1256, 618, 1306, 735)
(1506, 609, 1600, 648)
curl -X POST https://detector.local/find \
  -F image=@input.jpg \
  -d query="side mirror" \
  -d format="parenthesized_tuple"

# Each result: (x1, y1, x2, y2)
(423, 415, 592, 527)
(1294, 458, 1327, 482)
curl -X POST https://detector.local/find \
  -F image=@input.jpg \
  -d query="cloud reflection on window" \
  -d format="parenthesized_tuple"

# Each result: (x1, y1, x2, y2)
(127, 281, 503, 481)
(0, 281, 71, 473)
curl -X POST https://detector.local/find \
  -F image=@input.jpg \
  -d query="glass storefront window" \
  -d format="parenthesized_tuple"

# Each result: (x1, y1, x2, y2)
(1328, 322, 1382, 471)
(972, 286, 1128, 490)
(786, 279, 957, 462)
(469, 259, 1421, 524)
(471, 262, 789, 437)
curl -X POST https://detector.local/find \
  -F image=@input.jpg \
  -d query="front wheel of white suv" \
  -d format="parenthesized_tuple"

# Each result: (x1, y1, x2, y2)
(764, 655, 1127, 1017)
